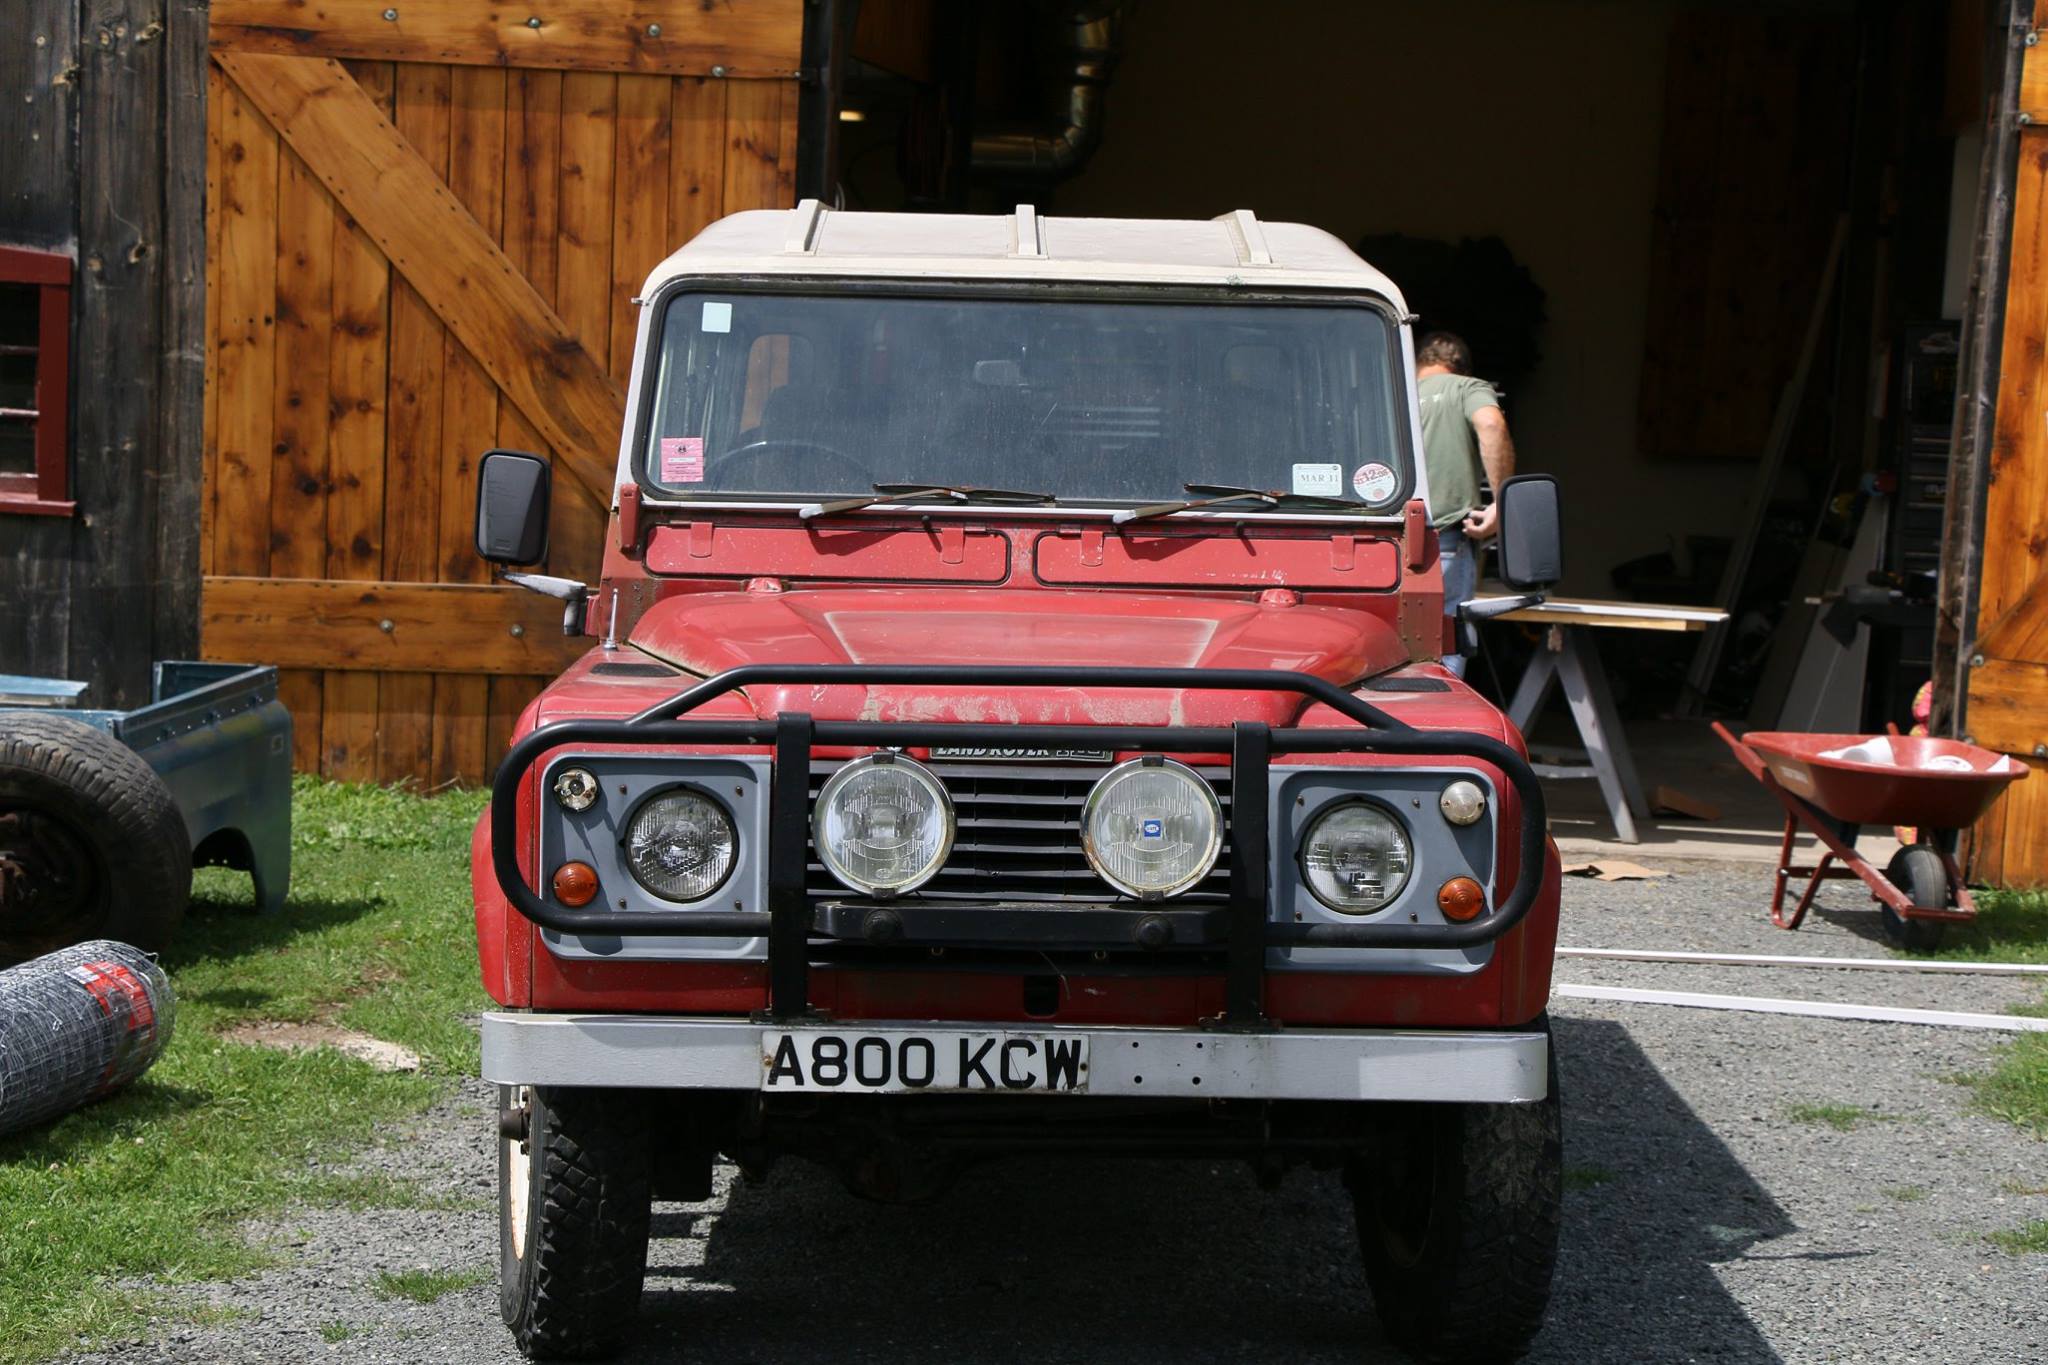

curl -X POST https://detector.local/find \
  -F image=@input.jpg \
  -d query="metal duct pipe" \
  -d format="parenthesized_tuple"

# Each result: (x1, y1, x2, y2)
(970, 1, 1127, 180)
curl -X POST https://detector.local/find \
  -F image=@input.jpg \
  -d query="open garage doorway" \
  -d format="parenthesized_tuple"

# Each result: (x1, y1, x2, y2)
(819, 2, 2015, 863)
(832, 0, 1999, 856)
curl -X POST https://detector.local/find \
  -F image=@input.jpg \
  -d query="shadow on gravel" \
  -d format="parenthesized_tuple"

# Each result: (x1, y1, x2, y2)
(1545, 1016, 1791, 1363)
(1807, 902, 1904, 950)
(613, 1016, 1791, 1365)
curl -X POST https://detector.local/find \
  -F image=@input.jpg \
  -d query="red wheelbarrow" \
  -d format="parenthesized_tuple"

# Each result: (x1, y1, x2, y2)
(1712, 724, 2029, 948)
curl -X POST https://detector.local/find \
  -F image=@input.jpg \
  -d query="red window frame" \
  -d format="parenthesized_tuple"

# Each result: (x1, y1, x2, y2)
(0, 244, 74, 516)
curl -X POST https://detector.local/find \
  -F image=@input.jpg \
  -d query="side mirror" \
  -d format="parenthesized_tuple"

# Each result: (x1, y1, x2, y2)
(1494, 473, 1562, 591)
(475, 450, 551, 566)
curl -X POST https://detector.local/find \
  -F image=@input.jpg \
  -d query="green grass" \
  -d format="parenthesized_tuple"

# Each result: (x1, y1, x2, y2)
(1974, 1032, 2048, 1136)
(1904, 887, 2048, 965)
(1988, 1219, 2048, 1255)
(1881, 1184, 1929, 1203)
(1564, 1164, 1615, 1190)
(373, 1267, 488, 1304)
(318, 1321, 353, 1343)
(0, 778, 488, 1364)
(1785, 1102, 1892, 1132)
(1900, 888, 2048, 1139)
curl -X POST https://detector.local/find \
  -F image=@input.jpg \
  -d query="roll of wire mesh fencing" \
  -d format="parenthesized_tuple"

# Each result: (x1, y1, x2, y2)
(0, 940, 174, 1138)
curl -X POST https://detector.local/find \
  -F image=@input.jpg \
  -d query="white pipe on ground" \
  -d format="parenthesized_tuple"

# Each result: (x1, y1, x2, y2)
(1557, 947, 2048, 975)
(1552, 982, 2048, 1032)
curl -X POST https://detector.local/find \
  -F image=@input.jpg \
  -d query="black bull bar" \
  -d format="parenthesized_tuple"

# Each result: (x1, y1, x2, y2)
(489, 665, 1548, 1022)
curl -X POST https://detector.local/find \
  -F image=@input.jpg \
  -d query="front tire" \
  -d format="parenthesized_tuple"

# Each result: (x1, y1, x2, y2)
(500, 1085, 653, 1360)
(1347, 1030, 1563, 1363)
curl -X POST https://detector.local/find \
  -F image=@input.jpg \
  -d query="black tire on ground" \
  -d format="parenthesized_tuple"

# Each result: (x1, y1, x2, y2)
(1881, 845, 1950, 951)
(500, 1084, 654, 1361)
(1348, 1023, 1563, 1364)
(0, 712, 190, 963)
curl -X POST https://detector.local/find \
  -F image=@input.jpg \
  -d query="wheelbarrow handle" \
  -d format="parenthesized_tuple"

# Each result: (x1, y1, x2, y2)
(1710, 721, 1768, 783)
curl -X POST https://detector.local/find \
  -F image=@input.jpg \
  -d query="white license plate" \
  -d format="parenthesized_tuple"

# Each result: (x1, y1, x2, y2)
(760, 1030, 1090, 1093)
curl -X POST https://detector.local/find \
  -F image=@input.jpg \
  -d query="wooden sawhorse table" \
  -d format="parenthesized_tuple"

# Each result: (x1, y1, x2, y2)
(1472, 596, 1728, 843)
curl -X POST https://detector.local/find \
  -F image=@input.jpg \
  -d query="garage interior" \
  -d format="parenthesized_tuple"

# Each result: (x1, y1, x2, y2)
(829, 0, 1997, 856)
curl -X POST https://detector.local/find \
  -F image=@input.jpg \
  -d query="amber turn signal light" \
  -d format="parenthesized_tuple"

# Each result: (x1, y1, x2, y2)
(1437, 876, 1486, 922)
(552, 861, 600, 907)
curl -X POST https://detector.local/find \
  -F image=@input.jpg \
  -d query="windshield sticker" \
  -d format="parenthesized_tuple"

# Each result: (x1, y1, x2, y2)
(1352, 462, 1398, 503)
(660, 436, 705, 483)
(1291, 463, 1343, 497)
(700, 301, 733, 334)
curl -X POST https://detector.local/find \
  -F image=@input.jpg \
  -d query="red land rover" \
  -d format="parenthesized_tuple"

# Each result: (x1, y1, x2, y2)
(471, 203, 1567, 1364)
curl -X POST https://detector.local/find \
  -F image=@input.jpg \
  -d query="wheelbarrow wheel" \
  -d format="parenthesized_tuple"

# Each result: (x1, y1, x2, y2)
(1880, 846, 1949, 952)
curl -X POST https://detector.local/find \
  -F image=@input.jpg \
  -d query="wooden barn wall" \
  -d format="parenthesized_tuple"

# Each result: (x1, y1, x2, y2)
(0, 0, 208, 706)
(1963, 5, 2048, 886)
(197, 1, 803, 785)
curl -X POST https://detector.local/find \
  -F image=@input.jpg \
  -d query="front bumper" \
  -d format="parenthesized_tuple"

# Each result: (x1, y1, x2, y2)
(491, 663, 1550, 1027)
(480, 1011, 1550, 1103)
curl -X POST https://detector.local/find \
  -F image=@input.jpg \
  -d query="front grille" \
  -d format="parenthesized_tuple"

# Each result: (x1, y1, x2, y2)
(805, 762, 1234, 905)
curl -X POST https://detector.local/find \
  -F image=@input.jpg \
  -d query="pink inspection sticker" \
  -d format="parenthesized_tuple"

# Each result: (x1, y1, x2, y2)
(1352, 462, 1398, 503)
(660, 436, 705, 484)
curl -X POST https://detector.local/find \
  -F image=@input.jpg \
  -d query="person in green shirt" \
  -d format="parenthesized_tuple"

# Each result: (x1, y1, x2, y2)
(1415, 332, 1517, 677)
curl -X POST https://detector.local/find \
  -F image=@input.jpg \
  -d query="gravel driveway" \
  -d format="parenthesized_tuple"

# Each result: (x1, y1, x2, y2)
(69, 864, 2048, 1364)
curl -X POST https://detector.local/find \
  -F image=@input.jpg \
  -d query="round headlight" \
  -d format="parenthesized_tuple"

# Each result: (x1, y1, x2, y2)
(624, 789, 737, 902)
(1301, 801, 1413, 914)
(814, 754, 954, 897)
(1081, 758, 1222, 901)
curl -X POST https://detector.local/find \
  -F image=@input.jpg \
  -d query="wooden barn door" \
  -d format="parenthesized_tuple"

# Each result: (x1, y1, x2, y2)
(197, 1, 802, 785)
(1965, 5, 2048, 883)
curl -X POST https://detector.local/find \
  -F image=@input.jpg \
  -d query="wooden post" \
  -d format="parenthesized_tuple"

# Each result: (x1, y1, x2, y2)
(1958, 1, 2048, 883)
(71, 0, 171, 709)
(155, 0, 211, 665)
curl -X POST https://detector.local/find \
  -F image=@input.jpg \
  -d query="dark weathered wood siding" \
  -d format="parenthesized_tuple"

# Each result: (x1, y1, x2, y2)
(0, 0, 208, 709)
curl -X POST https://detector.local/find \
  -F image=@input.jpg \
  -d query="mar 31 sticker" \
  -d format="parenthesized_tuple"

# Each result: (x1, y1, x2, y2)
(660, 436, 705, 484)
(1352, 462, 1398, 503)
(1291, 463, 1343, 497)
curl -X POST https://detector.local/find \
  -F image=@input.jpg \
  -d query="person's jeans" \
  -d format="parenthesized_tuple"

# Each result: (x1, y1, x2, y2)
(1439, 527, 1476, 677)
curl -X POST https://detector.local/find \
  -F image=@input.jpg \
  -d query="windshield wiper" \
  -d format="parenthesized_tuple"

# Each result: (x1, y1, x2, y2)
(799, 483, 1056, 520)
(1112, 482, 1364, 525)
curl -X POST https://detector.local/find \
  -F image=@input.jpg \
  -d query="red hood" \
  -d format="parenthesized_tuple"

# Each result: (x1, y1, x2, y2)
(628, 588, 1409, 727)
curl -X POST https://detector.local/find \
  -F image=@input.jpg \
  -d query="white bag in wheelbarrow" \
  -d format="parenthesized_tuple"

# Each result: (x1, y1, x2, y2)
(1818, 736, 2019, 773)
(0, 940, 175, 1138)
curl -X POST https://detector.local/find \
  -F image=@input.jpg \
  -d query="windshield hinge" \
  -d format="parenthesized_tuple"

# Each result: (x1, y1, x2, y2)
(1330, 533, 1356, 572)
(1403, 499, 1430, 571)
(938, 522, 966, 564)
(1079, 526, 1105, 567)
(617, 483, 642, 557)
(688, 520, 717, 559)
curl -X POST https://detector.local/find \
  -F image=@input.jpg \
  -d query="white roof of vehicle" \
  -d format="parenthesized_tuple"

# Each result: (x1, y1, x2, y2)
(644, 203, 1409, 306)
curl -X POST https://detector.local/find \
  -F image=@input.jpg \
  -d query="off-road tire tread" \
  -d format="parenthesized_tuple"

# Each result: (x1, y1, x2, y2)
(506, 1087, 652, 1360)
(0, 712, 189, 959)
(1354, 1046, 1563, 1363)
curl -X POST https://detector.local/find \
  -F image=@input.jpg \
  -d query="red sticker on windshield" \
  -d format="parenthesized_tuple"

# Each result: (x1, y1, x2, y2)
(660, 436, 704, 483)
(1352, 462, 1397, 503)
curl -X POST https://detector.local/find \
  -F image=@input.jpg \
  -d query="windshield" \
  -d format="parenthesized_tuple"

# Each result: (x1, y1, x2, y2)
(638, 288, 1412, 510)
